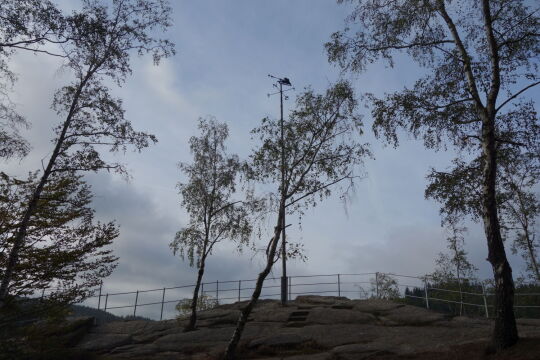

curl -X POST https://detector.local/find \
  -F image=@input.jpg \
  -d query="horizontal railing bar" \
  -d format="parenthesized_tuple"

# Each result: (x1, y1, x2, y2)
(427, 297, 485, 307)
(396, 283, 424, 288)
(80, 272, 540, 322)
(135, 301, 165, 307)
(289, 281, 338, 287)
(105, 290, 138, 296)
(290, 273, 375, 279)
(105, 304, 136, 310)
(290, 290, 338, 295)
(428, 287, 484, 296)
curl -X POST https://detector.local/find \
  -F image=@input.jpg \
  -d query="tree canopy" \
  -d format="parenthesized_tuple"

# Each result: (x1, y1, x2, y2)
(326, 0, 539, 350)
(225, 81, 370, 359)
(0, 171, 118, 324)
(0, 0, 175, 308)
(171, 117, 252, 331)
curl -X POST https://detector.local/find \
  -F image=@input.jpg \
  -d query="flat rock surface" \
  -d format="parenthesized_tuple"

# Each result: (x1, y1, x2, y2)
(71, 296, 540, 359)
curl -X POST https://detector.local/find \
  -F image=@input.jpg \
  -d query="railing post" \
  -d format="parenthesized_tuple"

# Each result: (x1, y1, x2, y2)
(375, 272, 379, 298)
(482, 283, 489, 318)
(424, 279, 430, 309)
(288, 276, 292, 301)
(40, 289, 45, 302)
(104, 293, 109, 312)
(97, 281, 103, 310)
(337, 274, 341, 297)
(216, 280, 219, 303)
(238, 280, 241, 302)
(133, 290, 139, 317)
(201, 282, 204, 297)
(160, 288, 166, 321)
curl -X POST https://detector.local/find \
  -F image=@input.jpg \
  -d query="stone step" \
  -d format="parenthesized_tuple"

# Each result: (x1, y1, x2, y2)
(287, 311, 310, 323)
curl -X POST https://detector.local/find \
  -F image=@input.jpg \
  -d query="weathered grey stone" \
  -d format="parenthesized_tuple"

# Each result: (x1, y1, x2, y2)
(300, 324, 379, 348)
(380, 305, 448, 326)
(351, 299, 405, 313)
(295, 295, 351, 306)
(72, 296, 540, 360)
(153, 327, 234, 350)
(249, 333, 311, 348)
(90, 319, 150, 335)
(78, 333, 132, 351)
(332, 342, 394, 355)
(196, 309, 241, 327)
(306, 308, 377, 325)
(196, 308, 240, 320)
(256, 353, 332, 360)
(109, 343, 157, 355)
(250, 307, 291, 322)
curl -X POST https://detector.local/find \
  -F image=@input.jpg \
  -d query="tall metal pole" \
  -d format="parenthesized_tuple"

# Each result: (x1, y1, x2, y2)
(280, 80, 288, 306)
(268, 74, 292, 306)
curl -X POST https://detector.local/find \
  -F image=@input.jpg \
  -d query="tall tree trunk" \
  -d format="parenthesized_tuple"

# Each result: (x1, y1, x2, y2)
(0, 73, 91, 306)
(223, 206, 283, 360)
(524, 230, 540, 282)
(481, 115, 519, 350)
(185, 261, 206, 332)
(516, 192, 540, 282)
(456, 271, 464, 316)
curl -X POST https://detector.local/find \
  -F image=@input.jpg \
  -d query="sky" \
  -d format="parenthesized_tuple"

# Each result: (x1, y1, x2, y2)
(4, 1, 538, 318)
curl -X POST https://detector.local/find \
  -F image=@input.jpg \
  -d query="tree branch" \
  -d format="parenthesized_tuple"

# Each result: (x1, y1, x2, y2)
(496, 81, 540, 112)
(285, 173, 355, 208)
(436, 0, 483, 108)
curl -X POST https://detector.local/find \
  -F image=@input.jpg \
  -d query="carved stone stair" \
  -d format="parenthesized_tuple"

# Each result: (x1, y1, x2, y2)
(286, 310, 310, 327)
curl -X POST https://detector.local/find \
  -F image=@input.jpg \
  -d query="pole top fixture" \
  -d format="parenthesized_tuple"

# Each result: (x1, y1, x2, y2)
(268, 74, 292, 87)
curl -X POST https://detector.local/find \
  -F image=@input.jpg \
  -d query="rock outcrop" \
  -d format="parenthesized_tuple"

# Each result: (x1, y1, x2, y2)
(72, 296, 540, 359)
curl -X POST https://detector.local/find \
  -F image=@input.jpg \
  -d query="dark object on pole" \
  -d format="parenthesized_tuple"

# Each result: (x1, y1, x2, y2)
(268, 74, 293, 305)
(280, 77, 291, 86)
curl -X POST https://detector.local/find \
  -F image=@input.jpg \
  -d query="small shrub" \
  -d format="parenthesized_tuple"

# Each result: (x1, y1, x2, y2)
(176, 294, 219, 318)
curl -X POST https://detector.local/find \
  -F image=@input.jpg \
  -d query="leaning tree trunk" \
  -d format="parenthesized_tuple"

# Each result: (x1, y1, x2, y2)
(481, 115, 519, 350)
(524, 231, 540, 283)
(185, 260, 206, 332)
(0, 73, 91, 307)
(223, 206, 284, 360)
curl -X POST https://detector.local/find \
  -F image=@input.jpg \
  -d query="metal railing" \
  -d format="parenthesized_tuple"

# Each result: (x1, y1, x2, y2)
(78, 272, 540, 321)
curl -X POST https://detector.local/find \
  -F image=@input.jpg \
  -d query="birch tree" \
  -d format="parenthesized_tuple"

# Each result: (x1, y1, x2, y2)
(224, 81, 370, 359)
(326, 0, 539, 350)
(170, 117, 251, 332)
(431, 219, 478, 316)
(0, 0, 66, 160)
(0, 0, 174, 307)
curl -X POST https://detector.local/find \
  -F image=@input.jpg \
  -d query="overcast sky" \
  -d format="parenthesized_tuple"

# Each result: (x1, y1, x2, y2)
(5, 1, 538, 317)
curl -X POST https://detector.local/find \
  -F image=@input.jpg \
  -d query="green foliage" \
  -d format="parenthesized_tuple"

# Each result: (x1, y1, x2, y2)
(171, 117, 252, 267)
(405, 280, 540, 319)
(247, 81, 370, 215)
(0, 172, 118, 316)
(0, 314, 97, 360)
(0, 0, 175, 306)
(432, 220, 478, 283)
(327, 3, 539, 345)
(371, 273, 400, 299)
(0, 0, 64, 160)
(176, 294, 218, 317)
